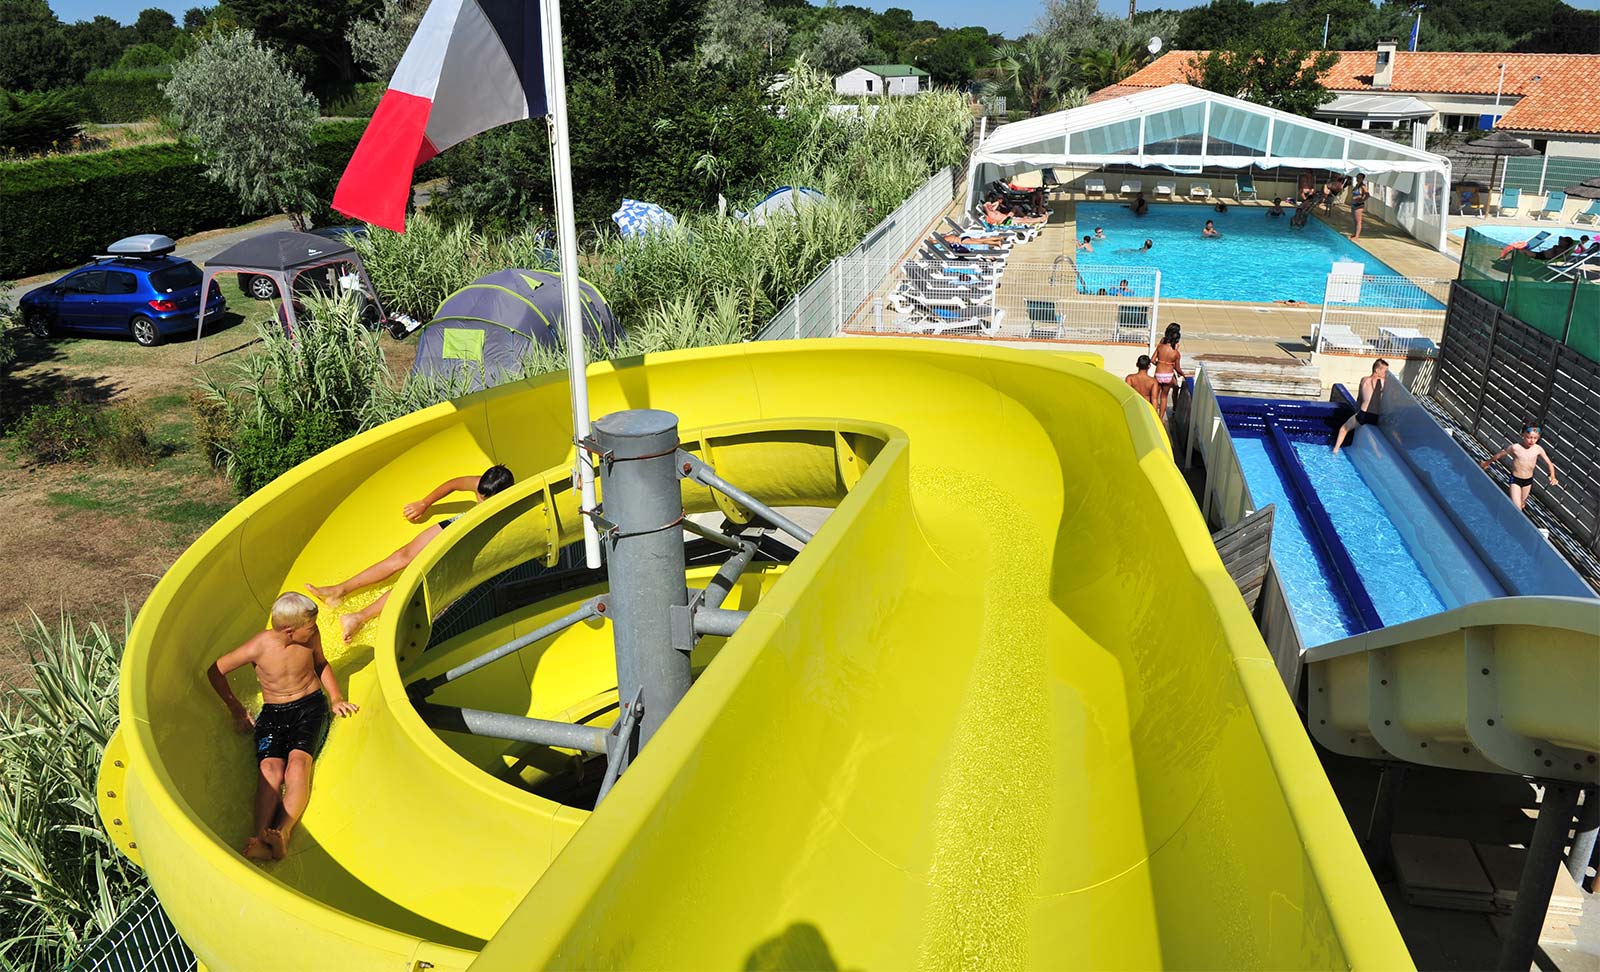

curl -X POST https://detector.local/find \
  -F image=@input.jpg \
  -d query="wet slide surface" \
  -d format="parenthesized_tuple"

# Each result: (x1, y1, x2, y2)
(103, 341, 1408, 970)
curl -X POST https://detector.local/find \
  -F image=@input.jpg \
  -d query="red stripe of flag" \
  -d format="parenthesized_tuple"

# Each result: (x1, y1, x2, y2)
(332, 89, 439, 232)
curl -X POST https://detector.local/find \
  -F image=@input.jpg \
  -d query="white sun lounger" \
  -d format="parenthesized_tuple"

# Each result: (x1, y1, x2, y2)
(1120, 179, 1142, 198)
(1154, 181, 1175, 199)
(1083, 178, 1106, 198)
(1189, 181, 1213, 199)
(1317, 323, 1367, 354)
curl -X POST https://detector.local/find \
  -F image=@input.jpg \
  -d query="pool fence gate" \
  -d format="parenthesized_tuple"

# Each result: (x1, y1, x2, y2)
(69, 887, 195, 972)
(1313, 268, 1451, 359)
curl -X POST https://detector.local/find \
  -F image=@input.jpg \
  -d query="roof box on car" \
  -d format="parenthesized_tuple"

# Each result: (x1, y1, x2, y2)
(103, 234, 177, 258)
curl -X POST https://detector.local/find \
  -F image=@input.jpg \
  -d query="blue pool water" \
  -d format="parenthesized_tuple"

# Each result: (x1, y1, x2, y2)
(1075, 202, 1441, 307)
(1233, 435, 1362, 646)
(1290, 440, 1447, 626)
(1451, 224, 1558, 245)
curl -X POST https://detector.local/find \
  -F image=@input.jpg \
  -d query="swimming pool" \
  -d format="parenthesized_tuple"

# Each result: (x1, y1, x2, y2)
(1451, 224, 1556, 245)
(1075, 202, 1439, 306)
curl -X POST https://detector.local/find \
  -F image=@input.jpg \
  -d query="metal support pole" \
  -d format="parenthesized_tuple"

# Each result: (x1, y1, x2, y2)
(702, 539, 758, 611)
(595, 410, 692, 750)
(692, 608, 749, 638)
(416, 703, 608, 754)
(1363, 762, 1407, 879)
(407, 597, 605, 699)
(1497, 782, 1582, 971)
(682, 517, 744, 553)
(677, 452, 815, 544)
(1566, 787, 1598, 890)
(596, 688, 644, 804)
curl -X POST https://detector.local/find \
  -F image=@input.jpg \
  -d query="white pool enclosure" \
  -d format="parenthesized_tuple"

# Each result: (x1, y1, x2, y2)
(969, 84, 1452, 251)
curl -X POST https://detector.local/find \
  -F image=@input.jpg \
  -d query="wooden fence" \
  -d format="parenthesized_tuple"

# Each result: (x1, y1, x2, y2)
(1430, 284, 1600, 561)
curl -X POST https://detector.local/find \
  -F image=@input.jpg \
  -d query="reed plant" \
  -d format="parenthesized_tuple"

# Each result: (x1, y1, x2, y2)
(354, 215, 556, 320)
(0, 610, 145, 972)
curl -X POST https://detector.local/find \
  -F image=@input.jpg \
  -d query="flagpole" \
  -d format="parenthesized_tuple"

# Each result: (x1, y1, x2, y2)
(540, 0, 603, 569)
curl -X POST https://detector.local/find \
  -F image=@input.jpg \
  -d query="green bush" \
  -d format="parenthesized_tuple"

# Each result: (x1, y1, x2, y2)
(12, 397, 156, 466)
(0, 120, 366, 278)
(200, 294, 393, 496)
(353, 213, 556, 320)
(74, 67, 171, 123)
(0, 90, 83, 154)
(0, 610, 145, 971)
(319, 81, 385, 117)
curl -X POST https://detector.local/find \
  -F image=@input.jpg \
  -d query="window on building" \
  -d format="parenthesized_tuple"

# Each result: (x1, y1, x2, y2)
(1442, 114, 1481, 133)
(865, 78, 874, 92)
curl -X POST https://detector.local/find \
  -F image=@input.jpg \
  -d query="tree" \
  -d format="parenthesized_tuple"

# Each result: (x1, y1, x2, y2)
(699, 0, 789, 70)
(994, 35, 1075, 115)
(183, 7, 210, 31)
(346, 0, 425, 79)
(227, 0, 379, 84)
(918, 27, 995, 86)
(1174, 0, 1262, 50)
(63, 15, 133, 80)
(0, 0, 74, 91)
(1184, 18, 1338, 116)
(132, 8, 180, 46)
(807, 21, 870, 75)
(1078, 41, 1144, 90)
(164, 31, 323, 229)
(116, 42, 175, 68)
(1038, 0, 1179, 55)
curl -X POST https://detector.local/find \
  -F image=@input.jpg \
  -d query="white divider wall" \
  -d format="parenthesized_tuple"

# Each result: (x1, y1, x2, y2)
(755, 167, 956, 341)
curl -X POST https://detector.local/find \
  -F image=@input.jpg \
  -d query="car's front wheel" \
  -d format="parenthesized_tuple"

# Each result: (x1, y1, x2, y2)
(245, 274, 278, 300)
(130, 314, 162, 348)
(24, 309, 53, 338)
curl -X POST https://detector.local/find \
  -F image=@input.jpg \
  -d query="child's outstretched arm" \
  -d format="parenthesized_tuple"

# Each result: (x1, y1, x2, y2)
(311, 630, 359, 718)
(1540, 448, 1559, 485)
(1479, 444, 1511, 470)
(208, 639, 260, 734)
(403, 476, 483, 523)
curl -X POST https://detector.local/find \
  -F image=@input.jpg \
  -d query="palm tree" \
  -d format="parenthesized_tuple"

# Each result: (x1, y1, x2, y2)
(1078, 41, 1145, 90)
(993, 35, 1074, 116)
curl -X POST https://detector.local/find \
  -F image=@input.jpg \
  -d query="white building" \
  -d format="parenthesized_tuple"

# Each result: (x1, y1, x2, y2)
(834, 65, 929, 98)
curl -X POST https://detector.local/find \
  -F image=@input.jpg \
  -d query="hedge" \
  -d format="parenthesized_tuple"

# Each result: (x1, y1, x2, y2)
(0, 120, 367, 278)
(74, 68, 171, 124)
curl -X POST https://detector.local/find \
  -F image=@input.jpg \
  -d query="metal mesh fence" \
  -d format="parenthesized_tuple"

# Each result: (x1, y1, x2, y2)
(754, 167, 956, 341)
(70, 888, 196, 972)
(1313, 272, 1451, 358)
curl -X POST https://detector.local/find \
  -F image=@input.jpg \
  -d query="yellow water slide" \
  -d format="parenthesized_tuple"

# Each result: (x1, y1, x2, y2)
(100, 340, 1409, 970)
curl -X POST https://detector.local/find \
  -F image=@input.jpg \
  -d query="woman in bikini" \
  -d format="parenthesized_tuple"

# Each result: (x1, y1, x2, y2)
(1349, 173, 1368, 240)
(1151, 323, 1187, 419)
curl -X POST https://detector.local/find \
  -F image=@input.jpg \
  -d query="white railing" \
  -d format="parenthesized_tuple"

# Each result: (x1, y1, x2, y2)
(1314, 272, 1451, 358)
(755, 167, 956, 342)
(856, 257, 1161, 347)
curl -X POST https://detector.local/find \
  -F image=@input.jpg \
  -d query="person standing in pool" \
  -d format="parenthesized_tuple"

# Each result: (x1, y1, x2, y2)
(1331, 358, 1387, 455)
(1078, 235, 1094, 253)
(1151, 323, 1186, 418)
(1480, 424, 1558, 510)
(1132, 193, 1148, 216)
(1349, 173, 1369, 240)
(1202, 220, 1222, 238)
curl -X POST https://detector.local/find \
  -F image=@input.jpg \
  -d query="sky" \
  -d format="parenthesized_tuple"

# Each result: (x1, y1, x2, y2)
(45, 0, 1600, 43)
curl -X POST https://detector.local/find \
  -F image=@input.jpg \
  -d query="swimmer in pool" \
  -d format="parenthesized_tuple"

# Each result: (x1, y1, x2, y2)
(1202, 220, 1222, 238)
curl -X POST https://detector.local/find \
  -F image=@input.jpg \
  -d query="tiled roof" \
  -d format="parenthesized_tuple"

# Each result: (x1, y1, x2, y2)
(1085, 83, 1147, 104)
(1112, 51, 1600, 135)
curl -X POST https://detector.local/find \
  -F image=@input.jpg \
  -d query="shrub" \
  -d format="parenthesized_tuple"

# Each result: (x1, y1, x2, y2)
(74, 66, 171, 123)
(0, 120, 364, 278)
(0, 610, 145, 971)
(12, 397, 156, 466)
(189, 391, 232, 470)
(353, 213, 556, 321)
(319, 81, 384, 118)
(200, 294, 392, 496)
(0, 90, 83, 154)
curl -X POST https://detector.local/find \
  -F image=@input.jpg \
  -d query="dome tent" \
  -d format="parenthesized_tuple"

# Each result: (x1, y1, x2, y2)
(410, 269, 621, 391)
(740, 186, 826, 225)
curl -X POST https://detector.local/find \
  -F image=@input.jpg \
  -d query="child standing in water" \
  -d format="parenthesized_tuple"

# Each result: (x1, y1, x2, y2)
(206, 592, 358, 862)
(1481, 424, 1559, 510)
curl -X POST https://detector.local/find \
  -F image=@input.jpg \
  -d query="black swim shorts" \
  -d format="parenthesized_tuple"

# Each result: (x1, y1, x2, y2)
(254, 691, 329, 762)
(1356, 410, 1380, 426)
(1512, 475, 1534, 488)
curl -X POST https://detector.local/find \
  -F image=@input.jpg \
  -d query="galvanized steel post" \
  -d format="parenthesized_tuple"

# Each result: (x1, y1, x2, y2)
(594, 410, 692, 750)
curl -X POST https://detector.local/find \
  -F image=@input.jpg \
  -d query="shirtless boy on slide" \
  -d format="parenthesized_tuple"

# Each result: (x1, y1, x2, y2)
(1481, 424, 1559, 510)
(1125, 354, 1159, 408)
(206, 592, 358, 862)
(306, 465, 515, 641)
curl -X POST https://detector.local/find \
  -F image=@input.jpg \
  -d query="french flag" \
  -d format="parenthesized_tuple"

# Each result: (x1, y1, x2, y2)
(333, 0, 547, 232)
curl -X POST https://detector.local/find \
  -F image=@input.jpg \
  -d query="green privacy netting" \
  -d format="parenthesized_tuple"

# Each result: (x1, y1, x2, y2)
(1461, 229, 1597, 362)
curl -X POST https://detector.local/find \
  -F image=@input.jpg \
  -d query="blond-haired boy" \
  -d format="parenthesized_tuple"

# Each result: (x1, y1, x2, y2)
(206, 592, 358, 861)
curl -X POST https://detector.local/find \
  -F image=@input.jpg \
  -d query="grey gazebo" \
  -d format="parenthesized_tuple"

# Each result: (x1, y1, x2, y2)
(194, 231, 384, 360)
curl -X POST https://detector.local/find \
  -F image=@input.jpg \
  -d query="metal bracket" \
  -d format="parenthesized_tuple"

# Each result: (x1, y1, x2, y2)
(597, 687, 645, 805)
(675, 450, 814, 544)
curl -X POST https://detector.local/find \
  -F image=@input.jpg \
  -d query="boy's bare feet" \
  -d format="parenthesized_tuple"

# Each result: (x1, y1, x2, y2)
(243, 836, 274, 861)
(304, 583, 344, 609)
(340, 613, 365, 643)
(262, 827, 289, 860)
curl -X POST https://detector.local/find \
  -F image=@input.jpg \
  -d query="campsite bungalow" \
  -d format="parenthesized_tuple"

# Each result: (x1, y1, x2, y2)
(834, 65, 929, 97)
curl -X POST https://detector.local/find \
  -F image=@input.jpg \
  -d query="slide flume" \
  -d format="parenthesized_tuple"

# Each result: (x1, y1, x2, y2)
(101, 340, 1408, 969)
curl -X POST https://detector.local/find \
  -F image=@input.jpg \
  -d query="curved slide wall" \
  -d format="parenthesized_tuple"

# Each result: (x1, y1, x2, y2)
(104, 340, 1409, 970)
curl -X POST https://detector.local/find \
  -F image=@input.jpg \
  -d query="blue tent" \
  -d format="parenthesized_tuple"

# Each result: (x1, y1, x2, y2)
(741, 186, 827, 225)
(410, 269, 621, 391)
(612, 199, 678, 239)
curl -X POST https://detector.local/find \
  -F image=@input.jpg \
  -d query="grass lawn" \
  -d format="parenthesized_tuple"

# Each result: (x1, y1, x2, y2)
(1, 276, 417, 679)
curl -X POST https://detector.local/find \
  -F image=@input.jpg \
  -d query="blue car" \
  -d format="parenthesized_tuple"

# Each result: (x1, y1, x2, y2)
(21, 236, 225, 348)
